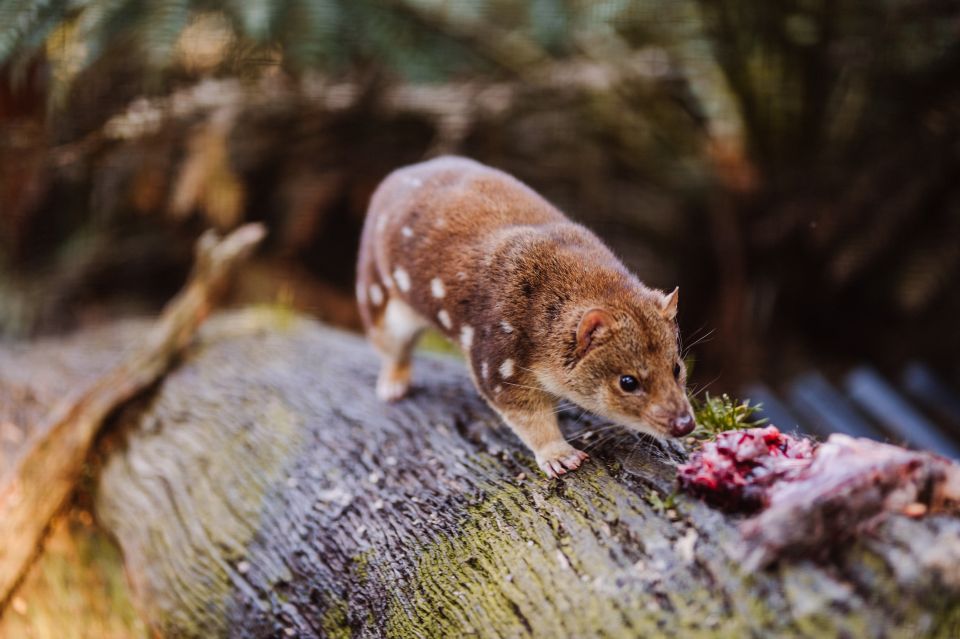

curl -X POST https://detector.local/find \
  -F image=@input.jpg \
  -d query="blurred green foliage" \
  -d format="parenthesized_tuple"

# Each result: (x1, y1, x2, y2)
(5, 0, 960, 188)
(1, 0, 959, 381)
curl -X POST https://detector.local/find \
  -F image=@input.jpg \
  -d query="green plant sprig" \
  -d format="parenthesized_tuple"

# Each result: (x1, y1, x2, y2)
(689, 392, 768, 440)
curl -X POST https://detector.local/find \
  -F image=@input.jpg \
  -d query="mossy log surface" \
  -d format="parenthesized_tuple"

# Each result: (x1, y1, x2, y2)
(85, 309, 960, 637)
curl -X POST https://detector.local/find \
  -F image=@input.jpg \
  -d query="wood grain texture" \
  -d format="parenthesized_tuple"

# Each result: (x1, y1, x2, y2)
(94, 308, 960, 638)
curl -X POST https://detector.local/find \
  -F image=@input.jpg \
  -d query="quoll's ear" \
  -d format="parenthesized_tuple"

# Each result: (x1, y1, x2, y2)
(660, 287, 679, 321)
(576, 308, 614, 358)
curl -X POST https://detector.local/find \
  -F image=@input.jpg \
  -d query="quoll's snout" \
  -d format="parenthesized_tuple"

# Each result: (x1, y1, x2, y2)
(670, 412, 695, 437)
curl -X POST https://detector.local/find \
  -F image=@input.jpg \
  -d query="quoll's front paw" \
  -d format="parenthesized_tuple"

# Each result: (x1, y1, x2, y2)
(535, 442, 589, 479)
(376, 368, 411, 402)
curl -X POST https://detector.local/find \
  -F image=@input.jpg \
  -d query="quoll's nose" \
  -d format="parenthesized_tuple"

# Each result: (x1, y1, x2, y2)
(670, 412, 695, 437)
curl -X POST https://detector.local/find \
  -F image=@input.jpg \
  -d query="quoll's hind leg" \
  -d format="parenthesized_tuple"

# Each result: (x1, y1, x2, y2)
(498, 406, 589, 478)
(369, 296, 429, 402)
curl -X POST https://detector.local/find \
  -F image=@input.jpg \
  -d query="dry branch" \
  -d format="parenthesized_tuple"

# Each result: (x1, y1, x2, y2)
(0, 223, 265, 606)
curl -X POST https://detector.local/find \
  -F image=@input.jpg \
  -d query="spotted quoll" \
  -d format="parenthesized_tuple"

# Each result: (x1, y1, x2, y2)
(356, 156, 695, 477)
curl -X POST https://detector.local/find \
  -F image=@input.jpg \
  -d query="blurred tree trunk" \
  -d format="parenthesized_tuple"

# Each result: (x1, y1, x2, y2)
(76, 309, 960, 637)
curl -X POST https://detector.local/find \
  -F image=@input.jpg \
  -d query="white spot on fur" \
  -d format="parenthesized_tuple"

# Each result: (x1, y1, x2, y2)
(457, 271, 467, 281)
(437, 309, 452, 330)
(500, 321, 514, 334)
(369, 284, 384, 306)
(430, 277, 446, 299)
(499, 359, 515, 379)
(384, 298, 426, 337)
(460, 325, 474, 350)
(495, 385, 503, 394)
(401, 226, 413, 238)
(481, 361, 489, 380)
(394, 268, 411, 292)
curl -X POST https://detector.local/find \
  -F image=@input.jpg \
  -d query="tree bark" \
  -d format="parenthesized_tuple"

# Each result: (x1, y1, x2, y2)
(86, 308, 960, 638)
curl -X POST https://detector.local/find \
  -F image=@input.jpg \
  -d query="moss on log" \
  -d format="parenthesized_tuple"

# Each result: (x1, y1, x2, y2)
(84, 308, 960, 637)
(0, 510, 147, 639)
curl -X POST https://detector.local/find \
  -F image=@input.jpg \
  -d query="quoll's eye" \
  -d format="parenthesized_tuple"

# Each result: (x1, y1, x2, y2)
(619, 375, 640, 393)
(673, 362, 682, 380)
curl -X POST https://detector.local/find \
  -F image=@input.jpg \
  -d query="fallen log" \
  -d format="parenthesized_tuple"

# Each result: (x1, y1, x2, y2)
(89, 308, 960, 637)
(0, 224, 265, 605)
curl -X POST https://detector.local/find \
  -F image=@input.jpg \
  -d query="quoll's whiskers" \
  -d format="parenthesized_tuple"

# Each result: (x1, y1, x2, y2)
(687, 372, 723, 401)
(574, 423, 628, 451)
(570, 408, 590, 428)
(629, 431, 684, 464)
(686, 382, 705, 399)
(501, 380, 550, 393)
(550, 402, 579, 415)
(682, 327, 715, 358)
(584, 430, 632, 454)
(570, 422, 622, 440)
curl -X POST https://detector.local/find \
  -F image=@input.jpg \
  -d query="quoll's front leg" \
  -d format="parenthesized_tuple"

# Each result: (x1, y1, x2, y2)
(499, 407, 589, 478)
(368, 298, 430, 402)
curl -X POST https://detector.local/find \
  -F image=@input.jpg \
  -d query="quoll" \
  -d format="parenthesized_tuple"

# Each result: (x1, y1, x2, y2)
(357, 156, 695, 477)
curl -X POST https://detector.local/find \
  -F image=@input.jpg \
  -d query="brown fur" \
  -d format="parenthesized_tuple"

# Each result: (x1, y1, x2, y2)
(356, 156, 694, 477)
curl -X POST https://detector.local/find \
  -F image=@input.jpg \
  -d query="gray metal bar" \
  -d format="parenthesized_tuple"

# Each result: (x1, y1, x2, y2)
(901, 362, 960, 433)
(787, 371, 884, 440)
(742, 383, 810, 436)
(845, 367, 960, 459)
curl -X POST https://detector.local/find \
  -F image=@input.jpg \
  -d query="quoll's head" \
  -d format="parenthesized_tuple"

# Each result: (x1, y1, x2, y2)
(561, 287, 695, 439)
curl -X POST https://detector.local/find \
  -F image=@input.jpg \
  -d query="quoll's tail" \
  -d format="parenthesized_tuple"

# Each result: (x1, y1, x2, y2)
(356, 207, 387, 333)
